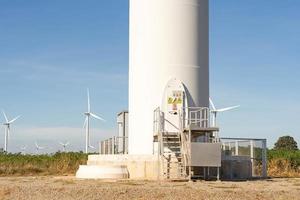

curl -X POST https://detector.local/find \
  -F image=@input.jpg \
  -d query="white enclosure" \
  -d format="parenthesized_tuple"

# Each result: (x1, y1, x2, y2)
(129, 0, 209, 154)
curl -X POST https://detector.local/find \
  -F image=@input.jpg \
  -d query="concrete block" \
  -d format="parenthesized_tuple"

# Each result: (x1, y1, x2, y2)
(76, 165, 129, 179)
(76, 154, 159, 180)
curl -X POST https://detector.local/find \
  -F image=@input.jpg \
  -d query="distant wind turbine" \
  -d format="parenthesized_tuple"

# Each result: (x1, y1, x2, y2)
(83, 89, 105, 153)
(35, 142, 45, 154)
(20, 145, 27, 155)
(209, 98, 240, 127)
(59, 141, 70, 152)
(2, 111, 21, 152)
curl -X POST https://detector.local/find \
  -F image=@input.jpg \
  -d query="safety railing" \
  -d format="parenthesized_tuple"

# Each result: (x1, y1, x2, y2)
(180, 107, 210, 129)
(153, 107, 165, 136)
(100, 136, 128, 155)
(221, 138, 267, 179)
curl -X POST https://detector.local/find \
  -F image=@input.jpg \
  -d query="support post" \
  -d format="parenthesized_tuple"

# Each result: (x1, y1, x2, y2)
(262, 139, 267, 178)
(112, 137, 115, 155)
(4, 127, 8, 152)
(235, 141, 239, 156)
(157, 134, 160, 181)
(188, 129, 192, 181)
(250, 140, 254, 177)
(208, 167, 210, 177)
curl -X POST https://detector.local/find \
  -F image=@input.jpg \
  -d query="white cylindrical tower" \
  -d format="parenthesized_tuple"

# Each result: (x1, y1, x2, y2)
(129, 0, 209, 154)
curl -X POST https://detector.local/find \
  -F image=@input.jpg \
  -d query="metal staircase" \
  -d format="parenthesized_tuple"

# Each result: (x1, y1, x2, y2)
(154, 106, 218, 181)
(160, 132, 187, 180)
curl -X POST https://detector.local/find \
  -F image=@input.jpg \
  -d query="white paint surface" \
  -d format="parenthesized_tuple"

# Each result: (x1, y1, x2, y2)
(129, 0, 209, 154)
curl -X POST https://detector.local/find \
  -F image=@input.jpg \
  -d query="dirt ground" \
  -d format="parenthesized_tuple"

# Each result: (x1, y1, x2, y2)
(0, 177, 299, 200)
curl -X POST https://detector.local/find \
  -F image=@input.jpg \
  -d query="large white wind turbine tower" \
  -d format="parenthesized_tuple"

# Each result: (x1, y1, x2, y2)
(209, 98, 240, 127)
(59, 141, 70, 152)
(2, 111, 20, 152)
(83, 89, 105, 154)
(35, 142, 45, 154)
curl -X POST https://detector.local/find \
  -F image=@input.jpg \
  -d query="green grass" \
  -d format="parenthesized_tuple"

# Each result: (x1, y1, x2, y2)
(0, 150, 299, 177)
(0, 152, 88, 176)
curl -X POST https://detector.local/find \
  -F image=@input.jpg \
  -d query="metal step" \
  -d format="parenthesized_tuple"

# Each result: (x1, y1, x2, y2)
(162, 135, 180, 138)
(158, 131, 188, 180)
(163, 142, 180, 145)
(163, 161, 183, 164)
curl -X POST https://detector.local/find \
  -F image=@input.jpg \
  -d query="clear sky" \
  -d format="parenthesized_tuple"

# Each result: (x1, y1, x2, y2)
(0, 0, 299, 153)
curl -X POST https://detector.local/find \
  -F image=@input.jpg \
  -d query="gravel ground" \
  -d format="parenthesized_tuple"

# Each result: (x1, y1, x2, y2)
(0, 177, 299, 200)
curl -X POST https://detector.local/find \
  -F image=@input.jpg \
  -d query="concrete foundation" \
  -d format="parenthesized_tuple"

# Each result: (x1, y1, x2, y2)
(76, 155, 159, 180)
(76, 165, 129, 179)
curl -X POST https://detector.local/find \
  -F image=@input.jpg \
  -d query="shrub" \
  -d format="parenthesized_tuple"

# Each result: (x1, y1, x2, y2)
(0, 152, 88, 176)
(268, 149, 300, 177)
(274, 136, 298, 151)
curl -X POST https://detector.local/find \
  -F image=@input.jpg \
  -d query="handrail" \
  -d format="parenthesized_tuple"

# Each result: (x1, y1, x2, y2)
(180, 107, 210, 129)
(100, 136, 128, 155)
(179, 111, 190, 178)
(153, 106, 213, 179)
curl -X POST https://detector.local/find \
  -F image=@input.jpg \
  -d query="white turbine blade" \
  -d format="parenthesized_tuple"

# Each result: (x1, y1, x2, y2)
(89, 145, 95, 149)
(8, 115, 20, 124)
(209, 98, 216, 111)
(59, 142, 64, 146)
(90, 113, 105, 122)
(87, 88, 91, 113)
(2, 110, 8, 123)
(217, 105, 240, 112)
(35, 142, 39, 148)
(65, 142, 70, 146)
(83, 117, 88, 128)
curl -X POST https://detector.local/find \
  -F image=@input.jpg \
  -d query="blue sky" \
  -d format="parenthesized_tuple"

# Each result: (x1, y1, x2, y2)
(0, 0, 299, 153)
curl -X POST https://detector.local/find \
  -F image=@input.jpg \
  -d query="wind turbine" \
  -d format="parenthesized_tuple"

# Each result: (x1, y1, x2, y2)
(20, 145, 27, 155)
(209, 98, 240, 127)
(59, 141, 70, 152)
(35, 142, 45, 154)
(2, 111, 20, 152)
(83, 89, 105, 153)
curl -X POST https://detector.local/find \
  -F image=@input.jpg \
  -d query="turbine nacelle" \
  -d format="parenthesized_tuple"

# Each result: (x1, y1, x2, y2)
(35, 142, 45, 151)
(84, 112, 91, 116)
(20, 146, 27, 150)
(59, 141, 70, 146)
(59, 141, 70, 151)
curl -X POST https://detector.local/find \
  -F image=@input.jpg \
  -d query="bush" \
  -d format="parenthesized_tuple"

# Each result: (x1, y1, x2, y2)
(274, 136, 298, 151)
(0, 152, 88, 176)
(268, 149, 300, 177)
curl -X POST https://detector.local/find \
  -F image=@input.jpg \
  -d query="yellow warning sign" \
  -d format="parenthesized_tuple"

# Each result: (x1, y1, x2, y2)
(168, 97, 182, 104)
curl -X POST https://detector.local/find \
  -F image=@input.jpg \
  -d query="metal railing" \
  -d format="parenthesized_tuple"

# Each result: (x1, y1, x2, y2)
(154, 106, 211, 133)
(221, 138, 267, 179)
(179, 107, 210, 129)
(154, 106, 212, 180)
(153, 107, 164, 135)
(100, 136, 128, 155)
